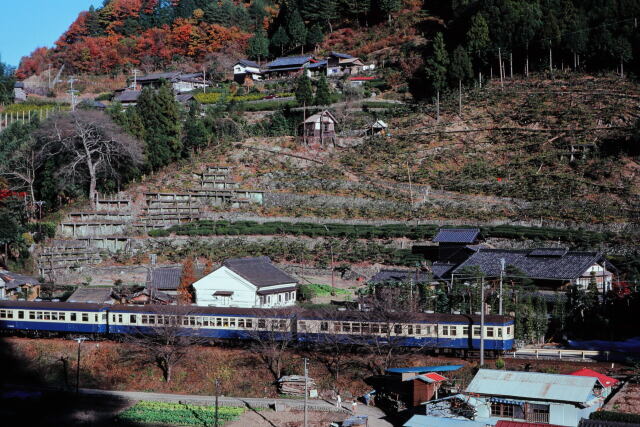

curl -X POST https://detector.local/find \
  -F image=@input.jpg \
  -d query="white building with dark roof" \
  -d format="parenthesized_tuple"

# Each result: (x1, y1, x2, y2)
(193, 256, 297, 308)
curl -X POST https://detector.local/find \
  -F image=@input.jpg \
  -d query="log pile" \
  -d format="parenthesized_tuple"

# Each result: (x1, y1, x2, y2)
(278, 375, 316, 396)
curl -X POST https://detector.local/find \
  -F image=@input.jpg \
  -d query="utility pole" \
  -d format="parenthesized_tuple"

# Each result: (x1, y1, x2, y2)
(509, 52, 513, 79)
(498, 48, 503, 89)
(323, 225, 335, 290)
(304, 358, 308, 427)
(480, 276, 485, 366)
(499, 258, 505, 315)
(214, 378, 220, 427)
(549, 41, 553, 74)
(436, 90, 440, 122)
(68, 78, 78, 112)
(75, 337, 87, 394)
(202, 65, 207, 94)
(458, 79, 462, 116)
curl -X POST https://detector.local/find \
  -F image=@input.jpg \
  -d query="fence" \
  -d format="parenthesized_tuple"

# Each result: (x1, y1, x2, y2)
(0, 106, 62, 132)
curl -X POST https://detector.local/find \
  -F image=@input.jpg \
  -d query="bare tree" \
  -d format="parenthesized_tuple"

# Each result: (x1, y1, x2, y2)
(122, 305, 206, 382)
(246, 308, 297, 381)
(0, 137, 47, 215)
(38, 110, 143, 208)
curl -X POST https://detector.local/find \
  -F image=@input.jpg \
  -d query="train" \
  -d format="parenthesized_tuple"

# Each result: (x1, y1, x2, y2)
(0, 300, 514, 355)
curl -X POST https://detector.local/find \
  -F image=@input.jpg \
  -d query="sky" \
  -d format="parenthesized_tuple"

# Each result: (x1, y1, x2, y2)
(0, 0, 103, 67)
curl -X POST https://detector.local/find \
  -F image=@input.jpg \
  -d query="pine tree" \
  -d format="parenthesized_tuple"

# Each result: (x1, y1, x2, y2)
(424, 32, 449, 121)
(248, 29, 269, 62)
(287, 10, 307, 51)
(295, 73, 314, 106)
(449, 45, 472, 115)
(182, 101, 209, 156)
(466, 13, 489, 67)
(248, 0, 268, 29)
(270, 26, 290, 55)
(314, 75, 331, 105)
(178, 257, 196, 304)
(306, 24, 324, 51)
(136, 82, 182, 171)
(378, 0, 401, 23)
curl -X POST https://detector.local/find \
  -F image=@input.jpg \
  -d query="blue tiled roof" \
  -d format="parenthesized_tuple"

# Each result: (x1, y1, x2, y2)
(237, 59, 260, 68)
(387, 365, 464, 374)
(433, 228, 480, 243)
(331, 52, 354, 59)
(306, 60, 327, 69)
(432, 262, 457, 279)
(266, 55, 313, 68)
(453, 248, 605, 280)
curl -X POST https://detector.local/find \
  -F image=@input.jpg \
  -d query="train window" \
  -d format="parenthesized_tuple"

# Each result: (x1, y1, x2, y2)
(216, 318, 222, 327)
(450, 326, 457, 336)
(320, 321, 328, 332)
(44, 312, 51, 320)
(203, 318, 210, 327)
(370, 324, 378, 334)
(141, 315, 148, 324)
(394, 325, 402, 335)
(352, 323, 361, 334)
(118, 314, 123, 323)
(486, 327, 494, 337)
(29, 311, 35, 320)
(497, 328, 503, 337)
(246, 319, 253, 329)
(381, 324, 389, 334)
(149, 316, 156, 325)
(182, 317, 189, 326)
(223, 318, 229, 327)
(425, 325, 432, 335)
(130, 315, 136, 323)
(18, 311, 24, 319)
(157, 316, 164, 325)
(71, 313, 77, 321)
(506, 326, 511, 335)
(94, 314, 98, 322)
(361, 323, 370, 334)
(51, 312, 58, 321)
(82, 313, 89, 322)
(473, 326, 480, 337)
(258, 319, 266, 329)
(188, 317, 194, 326)
(415, 325, 421, 335)
(102, 314, 106, 321)
(112, 314, 116, 323)
(334, 323, 341, 332)
(229, 318, 235, 327)
(279, 320, 287, 330)
(342, 322, 351, 333)
(0, 310, 5, 318)
(442, 326, 449, 336)
(463, 326, 469, 336)
(7, 310, 13, 319)
(298, 321, 306, 331)
(407, 325, 413, 335)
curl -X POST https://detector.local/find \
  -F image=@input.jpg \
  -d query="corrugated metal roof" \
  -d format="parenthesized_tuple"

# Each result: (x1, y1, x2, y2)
(387, 365, 464, 374)
(496, 421, 565, 427)
(433, 228, 480, 243)
(67, 287, 113, 304)
(453, 249, 604, 281)
(137, 71, 181, 82)
(466, 369, 597, 403)
(306, 60, 327, 69)
(404, 415, 486, 427)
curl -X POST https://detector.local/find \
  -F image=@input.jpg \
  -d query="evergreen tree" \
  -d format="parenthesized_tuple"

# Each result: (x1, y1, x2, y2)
(248, 29, 269, 61)
(301, 0, 338, 32)
(294, 73, 314, 106)
(306, 24, 324, 50)
(378, 0, 401, 23)
(0, 60, 16, 105)
(270, 26, 290, 55)
(424, 32, 449, 120)
(248, 0, 268, 29)
(136, 82, 182, 171)
(466, 13, 490, 67)
(182, 101, 209, 156)
(449, 45, 472, 85)
(287, 9, 308, 51)
(231, 4, 250, 30)
(176, 0, 197, 19)
(85, 5, 104, 37)
(314, 75, 331, 105)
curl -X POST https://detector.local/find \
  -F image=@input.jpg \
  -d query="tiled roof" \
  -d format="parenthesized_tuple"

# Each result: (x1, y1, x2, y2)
(223, 256, 297, 288)
(453, 248, 604, 280)
(113, 90, 141, 103)
(176, 93, 195, 103)
(331, 52, 354, 59)
(466, 369, 597, 403)
(433, 228, 480, 243)
(569, 368, 619, 387)
(306, 60, 327, 69)
(66, 287, 113, 304)
(136, 71, 181, 82)
(237, 59, 260, 68)
(148, 267, 182, 291)
(265, 55, 312, 68)
(0, 270, 40, 290)
(432, 262, 457, 280)
(368, 269, 431, 285)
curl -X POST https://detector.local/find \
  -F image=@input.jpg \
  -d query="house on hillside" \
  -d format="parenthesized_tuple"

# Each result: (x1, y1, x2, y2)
(233, 59, 262, 83)
(262, 55, 314, 78)
(453, 248, 615, 292)
(13, 82, 27, 102)
(146, 266, 183, 297)
(113, 89, 141, 107)
(298, 110, 338, 146)
(135, 72, 208, 93)
(0, 270, 40, 300)
(327, 52, 365, 76)
(193, 256, 297, 308)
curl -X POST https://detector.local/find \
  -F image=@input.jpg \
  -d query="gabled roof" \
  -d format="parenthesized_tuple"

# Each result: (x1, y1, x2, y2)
(433, 228, 480, 243)
(0, 270, 40, 290)
(368, 269, 431, 285)
(466, 369, 597, 404)
(453, 248, 606, 281)
(67, 287, 113, 304)
(136, 71, 181, 82)
(330, 52, 354, 59)
(113, 90, 141, 103)
(432, 262, 457, 280)
(371, 119, 388, 128)
(306, 60, 327, 69)
(222, 256, 297, 288)
(303, 110, 338, 124)
(236, 59, 260, 68)
(176, 93, 195, 104)
(265, 55, 313, 68)
(148, 267, 182, 291)
(569, 368, 619, 387)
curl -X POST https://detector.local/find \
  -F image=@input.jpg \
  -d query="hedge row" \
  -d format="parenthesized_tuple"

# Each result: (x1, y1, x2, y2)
(148, 220, 614, 245)
(590, 411, 640, 423)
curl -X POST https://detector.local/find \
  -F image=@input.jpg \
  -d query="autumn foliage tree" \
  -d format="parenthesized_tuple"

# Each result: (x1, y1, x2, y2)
(178, 257, 196, 304)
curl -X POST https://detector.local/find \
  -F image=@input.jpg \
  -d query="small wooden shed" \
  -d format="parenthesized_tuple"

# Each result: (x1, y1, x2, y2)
(299, 110, 338, 146)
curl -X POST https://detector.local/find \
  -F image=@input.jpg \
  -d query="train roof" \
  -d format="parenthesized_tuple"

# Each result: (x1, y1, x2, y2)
(297, 309, 512, 325)
(106, 304, 296, 318)
(0, 300, 105, 311)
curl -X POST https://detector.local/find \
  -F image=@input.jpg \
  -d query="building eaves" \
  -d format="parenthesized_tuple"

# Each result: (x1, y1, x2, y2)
(433, 228, 480, 243)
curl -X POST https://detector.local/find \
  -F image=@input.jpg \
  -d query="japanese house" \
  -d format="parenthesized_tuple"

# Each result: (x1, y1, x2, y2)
(299, 110, 338, 145)
(327, 52, 365, 76)
(233, 59, 262, 83)
(0, 269, 40, 301)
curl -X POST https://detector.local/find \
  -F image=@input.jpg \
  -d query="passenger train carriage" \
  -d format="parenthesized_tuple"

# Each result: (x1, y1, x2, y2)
(0, 301, 513, 354)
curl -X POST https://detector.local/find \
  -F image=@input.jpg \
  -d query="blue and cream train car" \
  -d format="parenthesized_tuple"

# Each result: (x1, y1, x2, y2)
(0, 301, 108, 335)
(296, 310, 514, 354)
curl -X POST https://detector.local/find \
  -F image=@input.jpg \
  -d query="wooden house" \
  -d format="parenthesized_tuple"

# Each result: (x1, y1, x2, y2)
(233, 59, 263, 83)
(327, 52, 365, 77)
(299, 110, 338, 146)
(0, 269, 40, 300)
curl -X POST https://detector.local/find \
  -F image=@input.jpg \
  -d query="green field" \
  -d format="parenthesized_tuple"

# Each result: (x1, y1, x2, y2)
(116, 401, 245, 426)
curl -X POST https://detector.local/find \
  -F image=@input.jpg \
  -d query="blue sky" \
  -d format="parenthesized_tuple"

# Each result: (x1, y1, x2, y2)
(0, 0, 102, 67)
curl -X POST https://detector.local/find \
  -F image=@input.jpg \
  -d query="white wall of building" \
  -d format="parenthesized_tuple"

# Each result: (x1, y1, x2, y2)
(574, 263, 612, 291)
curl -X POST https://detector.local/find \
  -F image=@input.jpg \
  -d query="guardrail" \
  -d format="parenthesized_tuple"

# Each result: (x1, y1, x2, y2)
(509, 348, 609, 361)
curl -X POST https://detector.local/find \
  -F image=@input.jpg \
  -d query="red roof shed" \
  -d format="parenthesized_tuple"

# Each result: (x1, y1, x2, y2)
(569, 368, 619, 387)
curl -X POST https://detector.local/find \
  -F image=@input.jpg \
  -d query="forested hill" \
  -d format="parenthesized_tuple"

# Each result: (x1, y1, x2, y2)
(17, 0, 640, 94)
